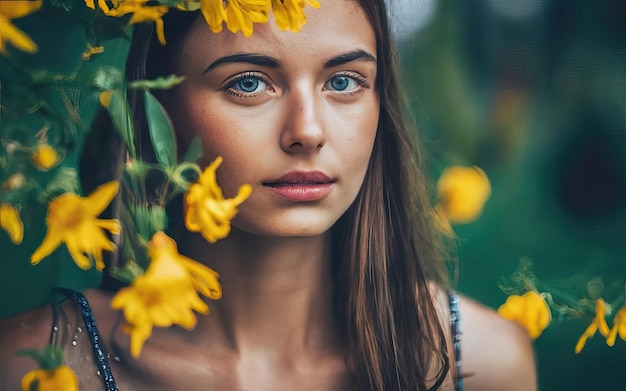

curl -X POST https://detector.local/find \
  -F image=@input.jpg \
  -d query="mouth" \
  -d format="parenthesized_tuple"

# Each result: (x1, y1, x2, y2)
(262, 171, 335, 201)
(262, 171, 335, 186)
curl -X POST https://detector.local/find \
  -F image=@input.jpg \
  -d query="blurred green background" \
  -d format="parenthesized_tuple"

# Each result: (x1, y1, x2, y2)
(393, 0, 626, 389)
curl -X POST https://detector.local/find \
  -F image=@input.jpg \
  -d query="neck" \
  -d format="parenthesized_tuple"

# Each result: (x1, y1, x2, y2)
(181, 229, 340, 359)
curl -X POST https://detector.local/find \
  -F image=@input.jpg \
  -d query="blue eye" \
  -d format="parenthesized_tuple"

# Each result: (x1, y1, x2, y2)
(331, 76, 350, 90)
(227, 74, 268, 94)
(236, 77, 260, 92)
(325, 75, 361, 92)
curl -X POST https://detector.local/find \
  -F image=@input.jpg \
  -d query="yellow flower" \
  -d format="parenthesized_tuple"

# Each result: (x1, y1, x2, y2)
(21, 365, 78, 391)
(31, 181, 121, 271)
(607, 301, 626, 347)
(197, 0, 227, 33)
(0, 203, 24, 244)
(83, 0, 119, 13)
(184, 156, 252, 243)
(575, 298, 610, 353)
(436, 165, 491, 224)
(32, 144, 58, 171)
(85, 0, 168, 44)
(99, 90, 113, 107)
(111, 231, 222, 357)
(0, 0, 42, 54)
(271, 0, 320, 32)
(497, 291, 551, 339)
(224, 0, 270, 37)
(82, 43, 104, 60)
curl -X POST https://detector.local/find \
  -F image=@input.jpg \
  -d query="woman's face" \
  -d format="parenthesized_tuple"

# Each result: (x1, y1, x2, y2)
(170, 0, 379, 237)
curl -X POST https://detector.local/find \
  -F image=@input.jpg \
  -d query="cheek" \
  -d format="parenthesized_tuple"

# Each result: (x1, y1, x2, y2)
(346, 105, 379, 170)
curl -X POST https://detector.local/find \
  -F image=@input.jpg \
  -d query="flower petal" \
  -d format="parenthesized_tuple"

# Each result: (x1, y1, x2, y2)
(84, 181, 120, 216)
(0, 203, 24, 244)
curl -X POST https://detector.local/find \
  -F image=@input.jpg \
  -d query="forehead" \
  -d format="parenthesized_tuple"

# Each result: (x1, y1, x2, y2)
(176, 1, 376, 72)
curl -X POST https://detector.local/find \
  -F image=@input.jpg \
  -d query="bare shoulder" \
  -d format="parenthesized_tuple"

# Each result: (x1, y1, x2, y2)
(0, 305, 53, 388)
(457, 294, 537, 391)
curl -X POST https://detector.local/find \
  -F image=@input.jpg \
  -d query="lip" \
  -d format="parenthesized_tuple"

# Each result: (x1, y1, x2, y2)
(263, 171, 335, 201)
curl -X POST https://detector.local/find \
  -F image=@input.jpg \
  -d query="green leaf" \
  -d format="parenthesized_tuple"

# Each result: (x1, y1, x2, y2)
(144, 89, 177, 167)
(106, 90, 136, 156)
(182, 137, 203, 163)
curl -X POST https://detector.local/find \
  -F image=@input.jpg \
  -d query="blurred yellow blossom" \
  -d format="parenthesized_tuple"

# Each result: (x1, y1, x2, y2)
(0, 0, 42, 54)
(111, 231, 222, 357)
(185, 156, 252, 243)
(84, 0, 117, 12)
(31, 181, 121, 270)
(498, 291, 551, 339)
(32, 144, 58, 171)
(271, 0, 320, 32)
(436, 165, 491, 224)
(607, 301, 626, 347)
(99, 90, 112, 107)
(85, 0, 169, 44)
(21, 365, 78, 391)
(18, 345, 78, 391)
(82, 43, 104, 60)
(575, 298, 610, 353)
(0, 203, 24, 244)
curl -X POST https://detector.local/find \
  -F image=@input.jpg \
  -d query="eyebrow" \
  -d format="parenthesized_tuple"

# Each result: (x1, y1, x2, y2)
(203, 54, 280, 74)
(202, 49, 377, 74)
(324, 49, 377, 68)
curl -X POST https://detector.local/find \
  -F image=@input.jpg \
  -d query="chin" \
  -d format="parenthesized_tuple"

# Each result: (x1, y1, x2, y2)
(232, 213, 340, 239)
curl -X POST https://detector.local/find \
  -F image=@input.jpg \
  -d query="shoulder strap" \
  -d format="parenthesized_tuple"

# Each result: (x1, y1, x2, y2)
(59, 288, 119, 391)
(448, 292, 464, 391)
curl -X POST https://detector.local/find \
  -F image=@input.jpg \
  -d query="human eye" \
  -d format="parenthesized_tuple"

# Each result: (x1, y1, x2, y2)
(223, 72, 272, 98)
(323, 72, 370, 94)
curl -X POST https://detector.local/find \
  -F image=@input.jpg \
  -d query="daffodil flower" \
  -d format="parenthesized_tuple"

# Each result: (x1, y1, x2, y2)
(31, 181, 121, 271)
(85, 0, 169, 44)
(196, 0, 227, 33)
(32, 144, 58, 171)
(271, 0, 320, 32)
(0, 203, 24, 244)
(21, 365, 78, 391)
(18, 345, 78, 391)
(111, 231, 222, 357)
(497, 291, 552, 339)
(435, 165, 491, 224)
(575, 298, 610, 353)
(184, 156, 252, 243)
(83, 0, 116, 13)
(0, 0, 42, 54)
(607, 301, 626, 347)
(222, 0, 270, 37)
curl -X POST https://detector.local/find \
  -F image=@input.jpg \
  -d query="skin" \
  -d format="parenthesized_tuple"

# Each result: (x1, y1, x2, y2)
(0, 1, 537, 390)
(168, 3, 379, 239)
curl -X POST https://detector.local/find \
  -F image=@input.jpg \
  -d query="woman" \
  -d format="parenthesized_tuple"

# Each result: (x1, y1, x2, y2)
(0, 0, 536, 390)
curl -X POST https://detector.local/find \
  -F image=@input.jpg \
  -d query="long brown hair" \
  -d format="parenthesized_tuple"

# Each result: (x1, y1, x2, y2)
(332, 0, 451, 389)
(124, 1, 452, 389)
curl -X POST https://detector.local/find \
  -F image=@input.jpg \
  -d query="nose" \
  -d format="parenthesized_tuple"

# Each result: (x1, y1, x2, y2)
(279, 85, 325, 154)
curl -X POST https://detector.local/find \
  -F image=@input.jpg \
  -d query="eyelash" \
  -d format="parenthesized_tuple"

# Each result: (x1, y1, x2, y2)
(223, 72, 272, 98)
(324, 72, 370, 95)
(222, 71, 371, 99)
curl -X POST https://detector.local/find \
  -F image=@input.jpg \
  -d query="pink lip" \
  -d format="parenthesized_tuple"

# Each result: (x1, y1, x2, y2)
(263, 171, 334, 201)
